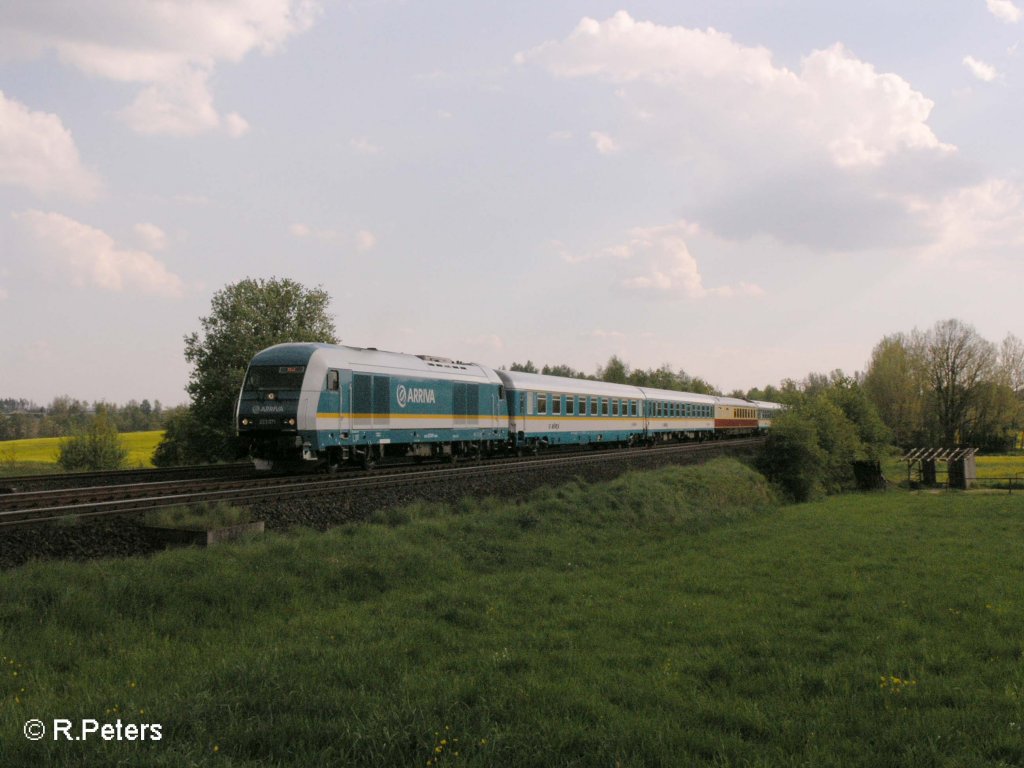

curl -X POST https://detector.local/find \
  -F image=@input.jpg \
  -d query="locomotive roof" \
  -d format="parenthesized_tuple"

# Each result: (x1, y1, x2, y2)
(249, 343, 499, 382)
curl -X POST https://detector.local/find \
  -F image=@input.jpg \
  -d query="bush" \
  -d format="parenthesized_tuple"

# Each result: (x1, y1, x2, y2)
(56, 411, 127, 471)
(757, 410, 826, 502)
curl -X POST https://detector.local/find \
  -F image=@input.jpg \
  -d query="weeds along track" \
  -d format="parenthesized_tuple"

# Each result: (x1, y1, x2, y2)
(0, 438, 763, 568)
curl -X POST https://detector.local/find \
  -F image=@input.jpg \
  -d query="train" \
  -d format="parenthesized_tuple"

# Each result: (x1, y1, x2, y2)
(235, 342, 783, 470)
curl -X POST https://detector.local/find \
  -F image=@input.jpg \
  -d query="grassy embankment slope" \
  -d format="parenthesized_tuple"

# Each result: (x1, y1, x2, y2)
(0, 431, 163, 474)
(1, 458, 1023, 767)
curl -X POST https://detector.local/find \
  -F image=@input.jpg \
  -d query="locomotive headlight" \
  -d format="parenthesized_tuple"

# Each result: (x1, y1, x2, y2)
(267, 392, 277, 400)
(287, 418, 296, 426)
(241, 418, 250, 426)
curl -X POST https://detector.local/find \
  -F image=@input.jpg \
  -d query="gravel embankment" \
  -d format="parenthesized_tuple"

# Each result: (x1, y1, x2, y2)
(0, 444, 755, 570)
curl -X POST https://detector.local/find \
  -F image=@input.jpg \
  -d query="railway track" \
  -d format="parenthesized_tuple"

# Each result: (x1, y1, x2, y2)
(0, 438, 764, 529)
(0, 462, 254, 492)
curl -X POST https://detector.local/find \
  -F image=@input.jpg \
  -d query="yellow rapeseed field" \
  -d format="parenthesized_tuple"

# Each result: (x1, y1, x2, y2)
(0, 430, 164, 468)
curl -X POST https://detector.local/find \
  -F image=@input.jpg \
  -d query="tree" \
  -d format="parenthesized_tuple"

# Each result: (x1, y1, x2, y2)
(57, 408, 127, 471)
(862, 334, 926, 447)
(756, 410, 826, 502)
(822, 374, 891, 458)
(597, 355, 629, 384)
(541, 363, 590, 379)
(509, 360, 538, 373)
(922, 319, 996, 445)
(156, 277, 338, 464)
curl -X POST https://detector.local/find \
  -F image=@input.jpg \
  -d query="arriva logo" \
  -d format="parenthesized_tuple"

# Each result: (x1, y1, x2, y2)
(396, 384, 436, 408)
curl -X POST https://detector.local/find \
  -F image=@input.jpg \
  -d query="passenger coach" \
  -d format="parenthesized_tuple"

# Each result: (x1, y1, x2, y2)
(495, 370, 647, 451)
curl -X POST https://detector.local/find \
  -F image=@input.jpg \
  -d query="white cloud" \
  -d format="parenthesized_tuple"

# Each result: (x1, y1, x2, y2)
(465, 334, 504, 351)
(0, 0, 321, 137)
(355, 230, 377, 251)
(518, 12, 964, 253)
(13, 210, 185, 297)
(590, 131, 619, 154)
(0, 91, 100, 199)
(350, 137, 381, 155)
(0, 285, 8, 301)
(963, 55, 999, 81)
(589, 329, 626, 340)
(290, 222, 377, 251)
(565, 221, 763, 299)
(519, 12, 952, 170)
(134, 222, 167, 251)
(988, 0, 1022, 23)
(915, 178, 1024, 261)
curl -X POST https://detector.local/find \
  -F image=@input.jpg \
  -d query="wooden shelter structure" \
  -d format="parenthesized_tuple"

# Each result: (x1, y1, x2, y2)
(898, 447, 977, 489)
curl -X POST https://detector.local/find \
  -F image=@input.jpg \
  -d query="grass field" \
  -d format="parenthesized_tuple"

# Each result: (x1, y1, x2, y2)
(0, 431, 163, 474)
(1, 458, 1023, 766)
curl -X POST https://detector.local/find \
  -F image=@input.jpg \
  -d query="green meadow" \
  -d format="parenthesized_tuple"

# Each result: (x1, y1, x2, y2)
(0, 431, 163, 474)
(1, 458, 1023, 767)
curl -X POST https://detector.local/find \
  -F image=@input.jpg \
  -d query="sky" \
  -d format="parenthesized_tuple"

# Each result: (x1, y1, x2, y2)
(2, 0, 1023, 406)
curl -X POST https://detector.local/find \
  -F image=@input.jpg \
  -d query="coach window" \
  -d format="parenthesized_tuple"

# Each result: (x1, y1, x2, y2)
(537, 393, 547, 415)
(590, 397, 598, 416)
(527, 393, 534, 415)
(566, 396, 575, 416)
(612, 399, 619, 417)
(327, 370, 339, 391)
(601, 398, 609, 416)
(553, 395, 562, 416)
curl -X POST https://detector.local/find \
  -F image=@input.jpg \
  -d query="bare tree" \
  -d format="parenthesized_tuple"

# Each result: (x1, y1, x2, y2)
(922, 319, 996, 445)
(999, 333, 1024, 394)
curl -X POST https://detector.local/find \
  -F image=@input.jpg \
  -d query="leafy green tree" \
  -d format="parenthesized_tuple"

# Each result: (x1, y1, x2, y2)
(57, 408, 127, 471)
(509, 360, 539, 373)
(862, 333, 926, 447)
(756, 410, 826, 502)
(541, 363, 590, 379)
(598, 355, 629, 384)
(155, 277, 338, 464)
(804, 397, 866, 494)
(822, 374, 891, 458)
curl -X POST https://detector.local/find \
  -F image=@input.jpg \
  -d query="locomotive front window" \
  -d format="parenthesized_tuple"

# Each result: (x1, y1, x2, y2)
(243, 365, 306, 391)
